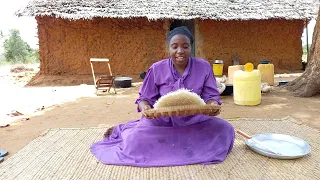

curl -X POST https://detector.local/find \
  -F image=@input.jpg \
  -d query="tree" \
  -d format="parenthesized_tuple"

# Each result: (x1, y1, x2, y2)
(3, 29, 29, 63)
(287, 9, 320, 97)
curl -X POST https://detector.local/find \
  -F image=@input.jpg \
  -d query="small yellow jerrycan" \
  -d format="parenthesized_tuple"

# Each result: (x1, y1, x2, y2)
(233, 63, 261, 106)
(212, 60, 224, 77)
(257, 60, 274, 86)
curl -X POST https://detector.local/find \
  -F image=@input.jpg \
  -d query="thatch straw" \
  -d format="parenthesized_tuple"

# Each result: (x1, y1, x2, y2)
(16, 0, 319, 20)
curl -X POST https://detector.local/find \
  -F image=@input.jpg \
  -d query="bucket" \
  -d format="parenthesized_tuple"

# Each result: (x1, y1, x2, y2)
(213, 60, 224, 77)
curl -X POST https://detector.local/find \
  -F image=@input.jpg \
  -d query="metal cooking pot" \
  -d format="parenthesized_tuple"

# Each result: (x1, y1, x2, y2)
(220, 84, 233, 96)
(114, 77, 132, 88)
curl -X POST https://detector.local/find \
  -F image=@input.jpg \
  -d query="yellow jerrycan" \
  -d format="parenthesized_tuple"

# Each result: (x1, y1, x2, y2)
(212, 60, 224, 77)
(257, 60, 274, 86)
(227, 65, 244, 84)
(233, 63, 261, 106)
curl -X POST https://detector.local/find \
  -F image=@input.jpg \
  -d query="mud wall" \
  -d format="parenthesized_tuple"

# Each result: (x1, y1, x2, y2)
(36, 16, 168, 75)
(37, 17, 304, 75)
(195, 19, 304, 73)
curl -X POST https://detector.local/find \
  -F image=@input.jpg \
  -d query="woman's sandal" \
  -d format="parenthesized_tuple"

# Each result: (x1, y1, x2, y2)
(103, 127, 115, 138)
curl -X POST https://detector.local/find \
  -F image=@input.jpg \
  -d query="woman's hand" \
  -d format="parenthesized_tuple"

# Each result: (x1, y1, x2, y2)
(141, 104, 151, 115)
(206, 100, 221, 116)
(206, 100, 220, 106)
(142, 104, 155, 119)
(138, 101, 152, 117)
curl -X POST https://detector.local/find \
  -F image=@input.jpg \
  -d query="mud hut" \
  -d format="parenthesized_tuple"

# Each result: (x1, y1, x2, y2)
(17, 0, 318, 76)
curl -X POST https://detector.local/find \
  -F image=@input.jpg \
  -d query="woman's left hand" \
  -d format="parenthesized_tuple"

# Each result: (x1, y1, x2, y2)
(206, 100, 221, 116)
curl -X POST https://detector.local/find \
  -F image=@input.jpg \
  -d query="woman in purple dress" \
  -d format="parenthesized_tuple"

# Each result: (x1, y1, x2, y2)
(90, 26, 235, 167)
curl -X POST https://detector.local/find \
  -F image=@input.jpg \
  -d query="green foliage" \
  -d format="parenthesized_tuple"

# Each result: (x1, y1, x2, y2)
(26, 48, 39, 63)
(2, 29, 39, 64)
(3, 29, 28, 63)
(302, 44, 311, 55)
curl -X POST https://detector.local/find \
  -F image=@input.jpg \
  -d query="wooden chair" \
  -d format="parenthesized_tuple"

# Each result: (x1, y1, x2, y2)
(90, 58, 117, 94)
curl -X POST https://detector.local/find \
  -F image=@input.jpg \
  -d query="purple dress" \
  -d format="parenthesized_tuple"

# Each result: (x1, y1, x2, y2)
(90, 57, 235, 167)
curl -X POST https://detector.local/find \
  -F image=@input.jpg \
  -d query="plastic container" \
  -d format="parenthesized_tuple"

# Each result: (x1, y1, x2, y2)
(227, 65, 244, 84)
(213, 60, 224, 77)
(233, 63, 261, 106)
(257, 60, 274, 86)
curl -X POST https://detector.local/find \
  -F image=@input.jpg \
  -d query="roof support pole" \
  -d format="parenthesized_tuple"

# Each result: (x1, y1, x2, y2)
(306, 19, 309, 62)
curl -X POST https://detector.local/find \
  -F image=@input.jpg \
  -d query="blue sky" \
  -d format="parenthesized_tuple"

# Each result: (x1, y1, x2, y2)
(0, 0, 316, 52)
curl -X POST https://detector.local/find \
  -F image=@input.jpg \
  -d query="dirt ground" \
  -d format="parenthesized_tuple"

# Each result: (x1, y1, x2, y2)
(0, 64, 319, 159)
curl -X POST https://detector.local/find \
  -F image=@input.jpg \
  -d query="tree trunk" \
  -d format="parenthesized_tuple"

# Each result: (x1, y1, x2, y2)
(287, 9, 320, 97)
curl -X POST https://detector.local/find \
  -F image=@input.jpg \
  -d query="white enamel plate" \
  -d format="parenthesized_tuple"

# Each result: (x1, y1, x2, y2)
(245, 133, 311, 159)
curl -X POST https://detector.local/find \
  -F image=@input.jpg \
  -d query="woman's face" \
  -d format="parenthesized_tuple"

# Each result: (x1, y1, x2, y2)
(169, 34, 191, 68)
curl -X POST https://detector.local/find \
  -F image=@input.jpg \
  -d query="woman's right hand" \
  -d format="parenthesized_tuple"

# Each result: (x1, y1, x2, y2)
(141, 105, 151, 117)
(138, 101, 152, 117)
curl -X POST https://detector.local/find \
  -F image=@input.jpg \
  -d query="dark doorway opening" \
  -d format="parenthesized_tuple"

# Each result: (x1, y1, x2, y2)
(169, 20, 195, 57)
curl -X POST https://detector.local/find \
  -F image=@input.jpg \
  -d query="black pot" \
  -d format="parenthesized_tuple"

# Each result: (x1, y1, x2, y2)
(220, 84, 233, 96)
(114, 77, 132, 88)
(140, 72, 147, 79)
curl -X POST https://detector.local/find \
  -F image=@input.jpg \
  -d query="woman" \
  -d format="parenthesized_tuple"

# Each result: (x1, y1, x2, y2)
(90, 26, 235, 167)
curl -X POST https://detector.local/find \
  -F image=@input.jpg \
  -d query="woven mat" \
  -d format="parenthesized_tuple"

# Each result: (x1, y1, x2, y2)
(0, 118, 319, 180)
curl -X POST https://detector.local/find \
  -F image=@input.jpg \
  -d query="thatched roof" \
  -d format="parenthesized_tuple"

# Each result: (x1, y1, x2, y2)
(16, 0, 319, 21)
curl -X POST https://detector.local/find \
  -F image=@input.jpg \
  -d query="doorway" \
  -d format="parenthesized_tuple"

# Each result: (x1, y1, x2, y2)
(169, 20, 195, 57)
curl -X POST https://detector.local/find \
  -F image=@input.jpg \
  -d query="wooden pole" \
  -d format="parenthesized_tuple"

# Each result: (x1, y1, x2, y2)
(306, 19, 309, 62)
